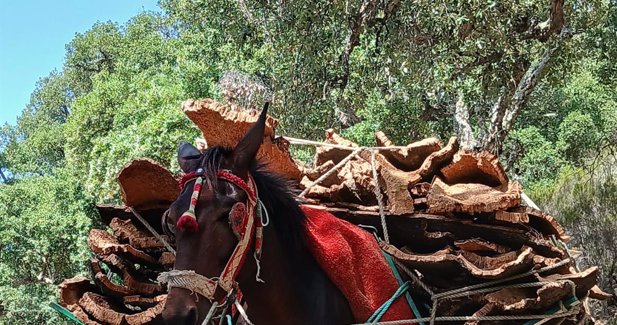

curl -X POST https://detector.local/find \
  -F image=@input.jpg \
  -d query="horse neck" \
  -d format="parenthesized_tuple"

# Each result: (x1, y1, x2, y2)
(236, 208, 353, 324)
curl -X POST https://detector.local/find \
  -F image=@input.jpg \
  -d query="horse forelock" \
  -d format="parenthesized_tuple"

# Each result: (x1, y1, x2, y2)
(194, 145, 308, 262)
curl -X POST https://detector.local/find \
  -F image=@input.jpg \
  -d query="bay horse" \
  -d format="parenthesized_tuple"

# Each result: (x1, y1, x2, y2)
(160, 104, 354, 324)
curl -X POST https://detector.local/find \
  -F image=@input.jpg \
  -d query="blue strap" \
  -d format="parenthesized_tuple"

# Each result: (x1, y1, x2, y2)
(366, 281, 411, 323)
(382, 251, 426, 325)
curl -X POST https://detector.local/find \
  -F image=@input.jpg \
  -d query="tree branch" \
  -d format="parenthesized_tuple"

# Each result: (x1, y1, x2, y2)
(0, 168, 8, 184)
(333, 0, 401, 127)
(454, 93, 478, 151)
(337, 0, 401, 90)
(483, 29, 569, 153)
(520, 0, 565, 42)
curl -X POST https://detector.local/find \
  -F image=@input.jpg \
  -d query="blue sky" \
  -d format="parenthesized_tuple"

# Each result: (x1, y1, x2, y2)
(0, 0, 161, 126)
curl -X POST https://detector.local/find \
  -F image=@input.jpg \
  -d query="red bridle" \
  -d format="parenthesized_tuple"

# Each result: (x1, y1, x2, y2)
(158, 168, 265, 303)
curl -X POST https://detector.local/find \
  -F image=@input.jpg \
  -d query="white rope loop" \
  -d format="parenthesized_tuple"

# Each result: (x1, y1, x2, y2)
(157, 270, 218, 300)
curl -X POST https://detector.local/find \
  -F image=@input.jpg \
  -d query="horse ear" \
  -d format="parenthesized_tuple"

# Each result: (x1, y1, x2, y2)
(231, 102, 269, 177)
(177, 141, 202, 173)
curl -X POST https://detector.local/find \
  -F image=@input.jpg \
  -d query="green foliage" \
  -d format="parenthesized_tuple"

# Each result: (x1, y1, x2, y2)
(529, 156, 617, 321)
(0, 284, 71, 325)
(505, 126, 565, 185)
(3, 72, 71, 176)
(557, 111, 600, 162)
(0, 1, 616, 323)
(0, 170, 92, 323)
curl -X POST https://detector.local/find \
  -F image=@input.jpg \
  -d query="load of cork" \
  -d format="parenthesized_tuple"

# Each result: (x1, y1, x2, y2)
(56, 99, 611, 324)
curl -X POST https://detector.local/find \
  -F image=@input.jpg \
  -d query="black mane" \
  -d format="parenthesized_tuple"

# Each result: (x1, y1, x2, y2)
(198, 146, 308, 263)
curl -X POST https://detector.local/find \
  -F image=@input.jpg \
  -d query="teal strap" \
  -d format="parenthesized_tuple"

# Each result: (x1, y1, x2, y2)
(367, 281, 411, 323)
(382, 252, 426, 325)
(49, 302, 86, 325)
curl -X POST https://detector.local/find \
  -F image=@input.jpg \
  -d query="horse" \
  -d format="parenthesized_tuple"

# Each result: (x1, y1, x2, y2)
(160, 103, 355, 324)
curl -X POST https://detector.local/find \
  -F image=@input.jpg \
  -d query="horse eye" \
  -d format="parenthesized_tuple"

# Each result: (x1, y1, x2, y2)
(161, 209, 176, 237)
(223, 181, 240, 197)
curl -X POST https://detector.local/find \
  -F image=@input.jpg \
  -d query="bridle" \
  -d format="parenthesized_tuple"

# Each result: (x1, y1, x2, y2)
(157, 167, 267, 305)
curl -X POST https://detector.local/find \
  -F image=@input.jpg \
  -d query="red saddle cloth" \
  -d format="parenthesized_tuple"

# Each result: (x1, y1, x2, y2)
(301, 206, 413, 322)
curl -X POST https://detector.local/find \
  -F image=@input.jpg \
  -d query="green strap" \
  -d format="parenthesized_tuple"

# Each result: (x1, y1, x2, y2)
(382, 252, 426, 325)
(49, 302, 86, 325)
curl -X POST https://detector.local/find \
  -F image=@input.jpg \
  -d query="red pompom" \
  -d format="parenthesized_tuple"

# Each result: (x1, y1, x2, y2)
(177, 212, 199, 233)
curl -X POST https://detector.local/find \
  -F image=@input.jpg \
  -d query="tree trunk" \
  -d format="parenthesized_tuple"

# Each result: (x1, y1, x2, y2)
(481, 29, 568, 154)
(0, 168, 8, 183)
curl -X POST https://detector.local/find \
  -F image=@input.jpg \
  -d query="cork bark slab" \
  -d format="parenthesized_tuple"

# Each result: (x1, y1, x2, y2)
(78, 292, 165, 325)
(59, 276, 97, 306)
(382, 242, 535, 280)
(314, 129, 359, 166)
(303, 160, 340, 187)
(182, 98, 301, 180)
(454, 238, 511, 254)
(441, 151, 508, 187)
(427, 178, 522, 214)
(67, 304, 102, 325)
(415, 136, 459, 178)
(588, 285, 612, 300)
(485, 280, 573, 312)
(540, 266, 599, 298)
(374, 152, 419, 214)
(110, 218, 168, 251)
(123, 294, 167, 309)
(117, 159, 180, 210)
(375, 131, 442, 171)
(94, 257, 164, 297)
(95, 204, 168, 235)
(525, 207, 571, 242)
(182, 98, 277, 147)
(493, 209, 530, 224)
(78, 292, 126, 325)
(337, 159, 376, 204)
(159, 252, 175, 268)
(88, 229, 158, 266)
(90, 258, 133, 297)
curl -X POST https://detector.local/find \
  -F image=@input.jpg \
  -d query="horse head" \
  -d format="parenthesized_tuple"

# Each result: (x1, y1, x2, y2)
(161, 104, 268, 324)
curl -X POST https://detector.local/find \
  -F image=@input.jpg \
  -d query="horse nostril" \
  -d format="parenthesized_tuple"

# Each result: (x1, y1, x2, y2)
(162, 305, 198, 325)
(185, 306, 197, 325)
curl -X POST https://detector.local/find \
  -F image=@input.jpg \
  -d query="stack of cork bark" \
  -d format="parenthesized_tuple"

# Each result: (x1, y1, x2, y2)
(57, 159, 179, 325)
(58, 99, 611, 324)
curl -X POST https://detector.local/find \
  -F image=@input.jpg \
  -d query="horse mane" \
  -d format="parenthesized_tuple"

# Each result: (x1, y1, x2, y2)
(199, 146, 308, 264)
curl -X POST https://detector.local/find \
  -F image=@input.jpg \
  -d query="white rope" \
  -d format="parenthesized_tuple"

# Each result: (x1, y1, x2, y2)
(371, 150, 389, 243)
(431, 257, 571, 299)
(299, 148, 363, 197)
(235, 300, 255, 325)
(258, 199, 270, 226)
(284, 136, 411, 151)
(128, 207, 176, 255)
(253, 252, 265, 283)
(392, 259, 434, 297)
(350, 306, 581, 324)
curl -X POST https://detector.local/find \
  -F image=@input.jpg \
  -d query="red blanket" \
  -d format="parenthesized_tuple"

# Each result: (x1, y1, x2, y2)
(301, 206, 413, 322)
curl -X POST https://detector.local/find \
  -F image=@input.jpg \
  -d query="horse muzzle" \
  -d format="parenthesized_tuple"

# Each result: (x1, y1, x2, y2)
(162, 287, 206, 325)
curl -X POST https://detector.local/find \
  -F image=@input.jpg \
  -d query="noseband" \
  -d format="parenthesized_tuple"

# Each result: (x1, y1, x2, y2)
(158, 168, 266, 303)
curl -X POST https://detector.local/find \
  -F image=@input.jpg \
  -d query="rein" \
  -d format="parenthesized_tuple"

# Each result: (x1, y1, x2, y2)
(158, 168, 266, 305)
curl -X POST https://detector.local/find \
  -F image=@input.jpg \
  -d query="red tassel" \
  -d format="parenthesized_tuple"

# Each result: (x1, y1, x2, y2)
(177, 212, 199, 233)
